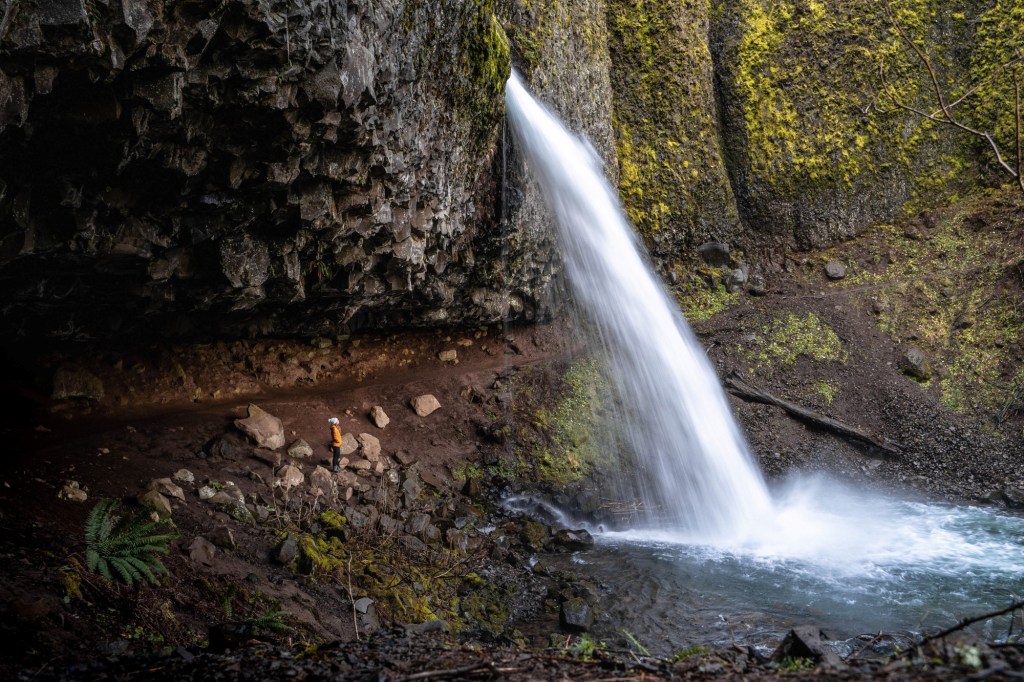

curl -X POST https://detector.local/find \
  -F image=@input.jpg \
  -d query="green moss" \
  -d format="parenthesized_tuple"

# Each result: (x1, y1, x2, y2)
(669, 645, 712, 663)
(607, 0, 739, 246)
(742, 313, 847, 373)
(297, 534, 344, 578)
(528, 358, 611, 484)
(813, 380, 840, 404)
(319, 510, 346, 530)
(835, 190, 1024, 413)
(675, 269, 742, 321)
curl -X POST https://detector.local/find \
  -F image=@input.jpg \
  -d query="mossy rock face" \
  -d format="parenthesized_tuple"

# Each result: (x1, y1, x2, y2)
(711, 0, 980, 249)
(607, 0, 742, 258)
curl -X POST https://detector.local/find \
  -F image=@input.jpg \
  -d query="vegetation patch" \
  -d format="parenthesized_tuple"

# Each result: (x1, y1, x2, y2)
(741, 313, 847, 375)
(836, 189, 1024, 414)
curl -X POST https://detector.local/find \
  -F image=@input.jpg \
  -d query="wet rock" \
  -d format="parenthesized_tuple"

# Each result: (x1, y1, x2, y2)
(771, 625, 845, 668)
(551, 529, 594, 551)
(148, 478, 185, 501)
(138, 490, 172, 518)
(898, 346, 932, 381)
(369, 406, 390, 429)
(188, 537, 217, 565)
(697, 242, 731, 267)
(1003, 487, 1024, 509)
(824, 261, 847, 280)
(287, 439, 313, 459)
(52, 366, 104, 400)
(58, 481, 88, 503)
(410, 394, 441, 417)
(560, 598, 595, 631)
(235, 404, 285, 450)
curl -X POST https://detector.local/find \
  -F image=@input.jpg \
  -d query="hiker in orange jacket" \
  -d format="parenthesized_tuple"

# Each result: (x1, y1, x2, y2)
(329, 417, 343, 472)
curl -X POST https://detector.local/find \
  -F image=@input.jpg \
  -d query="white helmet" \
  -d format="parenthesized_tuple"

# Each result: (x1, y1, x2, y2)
(328, 417, 339, 425)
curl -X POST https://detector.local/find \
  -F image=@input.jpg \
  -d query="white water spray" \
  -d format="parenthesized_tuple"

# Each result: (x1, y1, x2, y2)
(505, 71, 773, 540)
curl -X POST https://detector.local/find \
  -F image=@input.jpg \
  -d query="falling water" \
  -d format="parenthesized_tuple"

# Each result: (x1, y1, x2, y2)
(503, 72, 1024, 644)
(505, 71, 773, 539)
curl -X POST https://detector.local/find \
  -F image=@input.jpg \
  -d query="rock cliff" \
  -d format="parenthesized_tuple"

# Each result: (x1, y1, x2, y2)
(0, 0, 1013, 342)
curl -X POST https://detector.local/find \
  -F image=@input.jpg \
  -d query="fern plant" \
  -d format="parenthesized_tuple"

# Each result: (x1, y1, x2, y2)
(84, 499, 177, 586)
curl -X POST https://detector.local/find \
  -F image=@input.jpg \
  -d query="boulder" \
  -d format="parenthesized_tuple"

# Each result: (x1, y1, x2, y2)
(138, 490, 172, 518)
(358, 433, 382, 461)
(251, 448, 281, 468)
(148, 478, 185, 501)
(51, 365, 104, 400)
(58, 481, 88, 503)
(898, 346, 932, 381)
(339, 432, 359, 456)
(188, 537, 217, 565)
(274, 464, 304, 491)
(410, 394, 441, 417)
(351, 458, 372, 471)
(204, 433, 249, 461)
(824, 261, 847, 280)
(1003, 487, 1024, 509)
(287, 439, 314, 459)
(234, 404, 285, 449)
(401, 473, 423, 507)
(697, 242, 731, 267)
(560, 598, 595, 631)
(369, 406, 390, 429)
(771, 625, 844, 668)
(309, 466, 336, 497)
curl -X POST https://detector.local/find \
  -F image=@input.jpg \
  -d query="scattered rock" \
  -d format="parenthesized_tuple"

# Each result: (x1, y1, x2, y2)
(274, 464, 305, 491)
(339, 432, 359, 456)
(898, 346, 932, 381)
(824, 261, 847, 280)
(369, 406, 390, 429)
(198, 485, 216, 500)
(51, 365, 104, 400)
(358, 433, 382, 461)
(138, 490, 172, 518)
(204, 433, 249, 461)
(410, 394, 441, 417)
(148, 478, 185, 501)
(354, 598, 381, 635)
(234, 404, 285, 449)
(58, 481, 88, 503)
(437, 349, 458, 363)
(560, 598, 595, 631)
(309, 466, 336, 497)
(287, 439, 314, 459)
(173, 469, 195, 485)
(275, 536, 298, 564)
(188, 537, 217, 565)
(207, 526, 236, 550)
(251, 448, 281, 468)
(351, 459, 372, 471)
(748, 274, 766, 296)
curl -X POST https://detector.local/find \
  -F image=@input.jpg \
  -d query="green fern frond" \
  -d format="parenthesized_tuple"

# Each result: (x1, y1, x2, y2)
(83, 499, 177, 587)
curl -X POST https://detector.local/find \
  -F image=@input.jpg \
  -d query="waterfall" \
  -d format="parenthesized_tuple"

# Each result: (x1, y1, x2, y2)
(505, 71, 773, 540)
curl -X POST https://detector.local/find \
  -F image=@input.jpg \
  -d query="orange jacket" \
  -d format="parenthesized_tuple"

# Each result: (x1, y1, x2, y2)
(330, 424, 343, 447)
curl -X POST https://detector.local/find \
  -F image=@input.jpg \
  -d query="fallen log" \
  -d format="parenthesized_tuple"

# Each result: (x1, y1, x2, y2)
(723, 371, 903, 458)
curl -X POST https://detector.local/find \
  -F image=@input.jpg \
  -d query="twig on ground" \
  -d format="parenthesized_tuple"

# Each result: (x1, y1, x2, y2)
(392, 661, 497, 682)
(900, 600, 1024, 659)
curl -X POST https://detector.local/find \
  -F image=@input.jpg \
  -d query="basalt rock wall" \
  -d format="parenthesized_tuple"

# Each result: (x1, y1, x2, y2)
(0, 0, 518, 341)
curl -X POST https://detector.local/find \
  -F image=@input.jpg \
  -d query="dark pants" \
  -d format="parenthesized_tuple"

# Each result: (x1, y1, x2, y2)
(332, 446, 341, 468)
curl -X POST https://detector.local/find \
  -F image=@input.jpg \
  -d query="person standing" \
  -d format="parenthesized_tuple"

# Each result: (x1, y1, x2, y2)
(329, 417, 343, 472)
